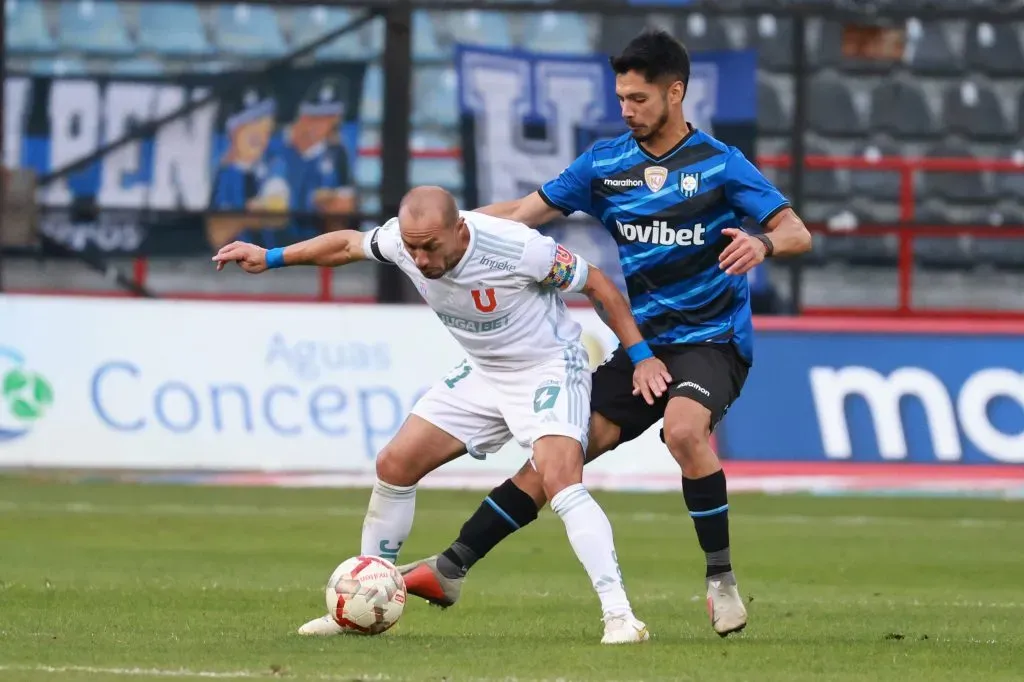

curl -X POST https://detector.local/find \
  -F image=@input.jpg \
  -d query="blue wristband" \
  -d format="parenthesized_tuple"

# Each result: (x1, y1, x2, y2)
(265, 247, 285, 269)
(626, 341, 654, 364)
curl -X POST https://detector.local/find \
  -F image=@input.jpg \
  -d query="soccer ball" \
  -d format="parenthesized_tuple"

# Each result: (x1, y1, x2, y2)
(325, 555, 407, 634)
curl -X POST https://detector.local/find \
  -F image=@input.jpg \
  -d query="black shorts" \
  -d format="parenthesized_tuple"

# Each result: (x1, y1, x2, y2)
(591, 342, 750, 445)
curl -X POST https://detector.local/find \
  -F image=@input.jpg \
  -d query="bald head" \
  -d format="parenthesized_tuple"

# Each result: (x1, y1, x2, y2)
(396, 185, 468, 279)
(399, 185, 459, 233)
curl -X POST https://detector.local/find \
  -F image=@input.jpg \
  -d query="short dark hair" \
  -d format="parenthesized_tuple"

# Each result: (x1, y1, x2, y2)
(609, 29, 690, 88)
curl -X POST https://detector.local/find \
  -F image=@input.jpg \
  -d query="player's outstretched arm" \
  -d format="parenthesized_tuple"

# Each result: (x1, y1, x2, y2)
(211, 230, 369, 273)
(473, 192, 564, 228)
(579, 266, 673, 406)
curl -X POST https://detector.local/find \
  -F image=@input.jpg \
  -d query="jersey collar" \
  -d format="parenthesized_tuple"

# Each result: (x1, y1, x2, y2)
(634, 122, 697, 164)
(447, 218, 477, 279)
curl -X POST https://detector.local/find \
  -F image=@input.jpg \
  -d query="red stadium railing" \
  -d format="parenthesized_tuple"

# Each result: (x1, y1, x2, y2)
(758, 154, 1024, 319)
(12, 151, 1024, 318)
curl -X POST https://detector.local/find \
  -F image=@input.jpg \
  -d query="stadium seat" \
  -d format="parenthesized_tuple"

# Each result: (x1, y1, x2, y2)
(905, 19, 962, 76)
(137, 2, 214, 57)
(598, 16, 661, 56)
(412, 67, 458, 127)
(358, 192, 381, 219)
(411, 129, 459, 152)
(913, 205, 975, 271)
(918, 140, 994, 204)
(757, 77, 789, 136)
(57, 0, 134, 56)
(29, 57, 87, 76)
(213, 3, 288, 57)
(804, 141, 846, 201)
(966, 22, 1024, 78)
(1018, 89, 1024, 136)
(444, 11, 513, 50)
(942, 81, 1013, 142)
(110, 57, 166, 76)
(289, 6, 366, 60)
(869, 79, 938, 140)
(360, 63, 383, 126)
(974, 206, 1024, 271)
(994, 146, 1024, 200)
(849, 139, 903, 201)
(523, 12, 594, 54)
(974, 237, 1024, 272)
(412, 11, 448, 61)
(355, 156, 382, 188)
(679, 14, 731, 52)
(748, 15, 795, 72)
(411, 157, 462, 189)
(815, 21, 892, 73)
(808, 207, 898, 267)
(6, 0, 55, 54)
(808, 76, 864, 137)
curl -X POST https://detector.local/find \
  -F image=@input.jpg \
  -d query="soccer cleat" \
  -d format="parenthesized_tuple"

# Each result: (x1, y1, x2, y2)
(706, 571, 747, 637)
(601, 615, 650, 645)
(396, 555, 463, 608)
(297, 614, 346, 636)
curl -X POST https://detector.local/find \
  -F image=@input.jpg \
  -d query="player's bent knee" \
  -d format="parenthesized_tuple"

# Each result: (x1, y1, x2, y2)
(662, 420, 708, 462)
(374, 447, 421, 487)
(532, 435, 584, 498)
(510, 461, 548, 507)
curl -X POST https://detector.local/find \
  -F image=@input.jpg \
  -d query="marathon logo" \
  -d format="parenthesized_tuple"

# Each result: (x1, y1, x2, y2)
(603, 178, 644, 188)
(479, 255, 517, 272)
(436, 312, 512, 333)
(615, 220, 706, 246)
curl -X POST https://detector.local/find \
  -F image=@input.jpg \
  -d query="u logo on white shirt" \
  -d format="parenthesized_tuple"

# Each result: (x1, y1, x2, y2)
(471, 288, 497, 313)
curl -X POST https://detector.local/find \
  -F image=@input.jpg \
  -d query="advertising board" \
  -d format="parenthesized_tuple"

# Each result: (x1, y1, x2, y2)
(3, 295, 1021, 493)
(0, 295, 678, 489)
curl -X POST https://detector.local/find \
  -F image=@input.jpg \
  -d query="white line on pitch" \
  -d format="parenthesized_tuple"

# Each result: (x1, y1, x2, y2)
(0, 665, 638, 682)
(0, 499, 1019, 529)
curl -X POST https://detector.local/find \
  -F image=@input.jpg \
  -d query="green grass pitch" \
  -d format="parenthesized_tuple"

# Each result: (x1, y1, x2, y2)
(1, 476, 1022, 681)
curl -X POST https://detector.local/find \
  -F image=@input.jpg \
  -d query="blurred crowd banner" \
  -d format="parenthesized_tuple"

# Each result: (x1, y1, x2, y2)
(3, 63, 366, 257)
(3, 296, 1021, 492)
(455, 44, 757, 288)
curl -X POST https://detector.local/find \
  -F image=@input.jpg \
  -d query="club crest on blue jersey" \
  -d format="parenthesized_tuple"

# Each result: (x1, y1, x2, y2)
(644, 166, 668, 192)
(680, 172, 700, 198)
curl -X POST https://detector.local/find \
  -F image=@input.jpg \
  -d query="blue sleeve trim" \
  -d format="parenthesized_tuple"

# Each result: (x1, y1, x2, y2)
(537, 187, 574, 217)
(759, 202, 790, 226)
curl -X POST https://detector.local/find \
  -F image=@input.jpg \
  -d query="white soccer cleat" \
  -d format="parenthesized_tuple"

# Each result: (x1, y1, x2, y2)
(706, 572, 747, 637)
(601, 614, 650, 645)
(297, 614, 346, 636)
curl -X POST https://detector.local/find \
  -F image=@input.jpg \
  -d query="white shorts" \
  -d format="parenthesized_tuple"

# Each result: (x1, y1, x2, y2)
(412, 348, 592, 459)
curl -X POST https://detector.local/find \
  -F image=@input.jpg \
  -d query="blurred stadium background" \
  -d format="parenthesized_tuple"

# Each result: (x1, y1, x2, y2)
(1, 3, 1023, 679)
(4, 0, 1024, 312)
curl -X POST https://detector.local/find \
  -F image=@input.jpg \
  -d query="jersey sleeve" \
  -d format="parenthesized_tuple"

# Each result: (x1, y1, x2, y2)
(724, 148, 790, 225)
(361, 218, 402, 264)
(519, 234, 589, 294)
(538, 148, 595, 217)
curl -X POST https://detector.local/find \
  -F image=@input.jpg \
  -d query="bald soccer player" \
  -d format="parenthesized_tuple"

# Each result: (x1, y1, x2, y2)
(212, 186, 673, 644)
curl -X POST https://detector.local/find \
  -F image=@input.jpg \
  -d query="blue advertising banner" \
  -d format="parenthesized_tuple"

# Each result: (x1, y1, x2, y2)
(718, 322, 1024, 465)
(4, 62, 366, 256)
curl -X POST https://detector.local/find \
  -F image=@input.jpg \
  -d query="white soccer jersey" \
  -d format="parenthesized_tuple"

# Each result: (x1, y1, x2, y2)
(361, 210, 589, 372)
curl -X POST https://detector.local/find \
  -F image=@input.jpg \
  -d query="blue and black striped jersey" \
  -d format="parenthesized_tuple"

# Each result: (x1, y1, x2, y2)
(538, 126, 789, 362)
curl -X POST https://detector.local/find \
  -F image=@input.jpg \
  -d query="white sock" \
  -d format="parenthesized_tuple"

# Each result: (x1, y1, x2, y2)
(360, 479, 417, 563)
(550, 483, 632, 620)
